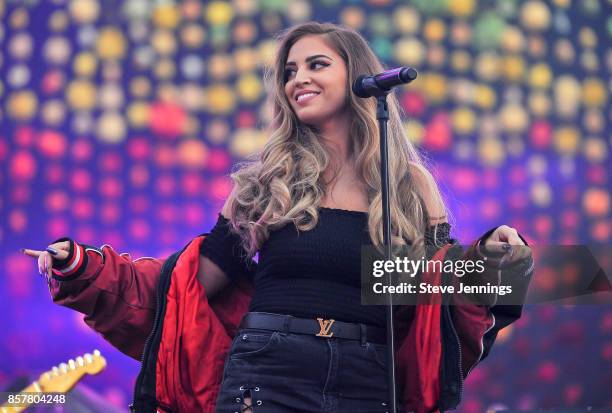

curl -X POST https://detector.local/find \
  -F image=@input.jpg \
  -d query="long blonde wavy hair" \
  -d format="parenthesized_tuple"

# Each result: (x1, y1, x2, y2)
(224, 22, 449, 258)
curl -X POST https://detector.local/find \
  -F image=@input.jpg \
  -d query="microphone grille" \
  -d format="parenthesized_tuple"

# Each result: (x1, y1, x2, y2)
(352, 75, 370, 98)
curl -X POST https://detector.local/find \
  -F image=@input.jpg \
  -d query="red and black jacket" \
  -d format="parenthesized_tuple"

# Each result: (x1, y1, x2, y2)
(48, 232, 532, 413)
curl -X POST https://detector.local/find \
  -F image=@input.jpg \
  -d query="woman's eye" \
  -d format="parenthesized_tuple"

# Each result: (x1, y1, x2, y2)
(311, 61, 327, 69)
(284, 61, 328, 82)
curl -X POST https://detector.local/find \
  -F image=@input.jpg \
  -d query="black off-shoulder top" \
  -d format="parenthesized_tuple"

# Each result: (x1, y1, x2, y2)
(200, 207, 451, 328)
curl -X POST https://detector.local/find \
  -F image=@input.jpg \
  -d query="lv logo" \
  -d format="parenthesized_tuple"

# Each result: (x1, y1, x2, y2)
(316, 318, 335, 337)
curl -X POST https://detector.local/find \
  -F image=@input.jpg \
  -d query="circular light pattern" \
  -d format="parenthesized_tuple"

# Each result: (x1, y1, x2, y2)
(233, 19, 257, 44)
(478, 136, 505, 166)
(234, 47, 259, 73)
(69, 0, 100, 24)
(530, 180, 552, 207)
(44, 36, 72, 64)
(208, 53, 234, 80)
(130, 76, 151, 98)
(206, 118, 230, 144)
(520, 1, 551, 31)
(501, 26, 525, 53)
(419, 73, 448, 104)
(583, 137, 607, 162)
(9, 8, 29, 29)
(121, 0, 151, 20)
(49, 10, 69, 32)
(96, 27, 126, 60)
(230, 128, 267, 157)
(257, 39, 278, 69)
(394, 37, 425, 66)
(529, 63, 552, 89)
(206, 1, 234, 25)
(582, 189, 610, 217)
(181, 24, 206, 48)
(340, 6, 366, 30)
(582, 78, 607, 107)
(152, 29, 177, 56)
(473, 12, 506, 50)
(7, 65, 30, 88)
(41, 99, 66, 125)
(7, 90, 37, 120)
(66, 79, 96, 110)
(152, 3, 180, 29)
(475, 52, 501, 81)
(449, 0, 475, 17)
(554, 126, 580, 155)
(154, 58, 176, 79)
(179, 84, 204, 111)
(77, 24, 98, 47)
(237, 73, 263, 103)
(450, 21, 472, 46)
(286, 0, 311, 23)
(450, 50, 471, 72)
(423, 18, 446, 42)
(499, 103, 529, 133)
(177, 139, 208, 168)
(73, 52, 97, 76)
(96, 111, 126, 143)
(181, 55, 205, 80)
(149, 101, 187, 138)
(528, 91, 551, 116)
(206, 84, 237, 114)
(128, 20, 149, 42)
(72, 111, 94, 134)
(451, 107, 476, 134)
(9, 33, 33, 59)
(133, 46, 155, 69)
(98, 83, 124, 109)
(126, 101, 150, 127)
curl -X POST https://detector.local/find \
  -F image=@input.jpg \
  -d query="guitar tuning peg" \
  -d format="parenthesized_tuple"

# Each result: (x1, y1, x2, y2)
(68, 359, 77, 370)
(76, 356, 85, 366)
(42, 372, 51, 381)
(52, 366, 60, 376)
(93, 349, 101, 357)
(84, 353, 93, 363)
(59, 363, 69, 373)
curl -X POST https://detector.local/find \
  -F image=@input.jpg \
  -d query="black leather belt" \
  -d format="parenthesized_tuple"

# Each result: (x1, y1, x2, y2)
(238, 312, 387, 345)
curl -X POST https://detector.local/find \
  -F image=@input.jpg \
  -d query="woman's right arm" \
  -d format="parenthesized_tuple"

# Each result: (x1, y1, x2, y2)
(22, 238, 164, 360)
(197, 194, 257, 299)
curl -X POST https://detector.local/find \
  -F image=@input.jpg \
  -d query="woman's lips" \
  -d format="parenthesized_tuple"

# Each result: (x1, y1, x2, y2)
(295, 92, 319, 106)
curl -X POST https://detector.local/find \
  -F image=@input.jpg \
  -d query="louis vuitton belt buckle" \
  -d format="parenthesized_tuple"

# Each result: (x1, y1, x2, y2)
(315, 317, 336, 338)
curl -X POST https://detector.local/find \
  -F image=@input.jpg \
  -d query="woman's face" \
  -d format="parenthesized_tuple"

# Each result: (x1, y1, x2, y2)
(283, 35, 349, 128)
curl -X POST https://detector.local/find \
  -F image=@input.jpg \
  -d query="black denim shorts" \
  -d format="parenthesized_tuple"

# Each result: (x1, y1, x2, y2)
(214, 321, 402, 412)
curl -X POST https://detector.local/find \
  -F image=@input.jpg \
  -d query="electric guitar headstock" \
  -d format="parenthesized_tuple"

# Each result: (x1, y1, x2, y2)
(36, 349, 106, 393)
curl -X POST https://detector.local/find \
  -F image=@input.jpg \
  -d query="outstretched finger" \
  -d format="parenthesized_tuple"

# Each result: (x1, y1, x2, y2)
(37, 252, 47, 276)
(21, 248, 44, 259)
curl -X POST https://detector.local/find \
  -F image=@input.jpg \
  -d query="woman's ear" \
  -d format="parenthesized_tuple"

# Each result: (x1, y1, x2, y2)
(408, 162, 447, 225)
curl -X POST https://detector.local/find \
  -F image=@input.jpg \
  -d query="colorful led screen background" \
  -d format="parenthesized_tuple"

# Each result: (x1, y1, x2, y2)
(1, 0, 611, 411)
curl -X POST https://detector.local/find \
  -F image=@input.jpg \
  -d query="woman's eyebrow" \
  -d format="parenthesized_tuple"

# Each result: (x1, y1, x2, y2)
(285, 54, 333, 66)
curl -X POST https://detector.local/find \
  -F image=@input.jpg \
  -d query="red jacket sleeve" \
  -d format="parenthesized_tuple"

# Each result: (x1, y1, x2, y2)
(48, 238, 164, 360)
(451, 229, 533, 379)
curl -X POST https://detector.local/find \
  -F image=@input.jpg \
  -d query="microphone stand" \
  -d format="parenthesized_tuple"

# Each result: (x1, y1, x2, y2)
(353, 67, 417, 413)
(376, 91, 400, 413)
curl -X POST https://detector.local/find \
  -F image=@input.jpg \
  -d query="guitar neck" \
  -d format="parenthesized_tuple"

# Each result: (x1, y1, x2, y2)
(1, 381, 42, 413)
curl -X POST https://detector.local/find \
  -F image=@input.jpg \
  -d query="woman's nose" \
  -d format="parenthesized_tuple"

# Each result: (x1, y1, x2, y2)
(294, 71, 311, 86)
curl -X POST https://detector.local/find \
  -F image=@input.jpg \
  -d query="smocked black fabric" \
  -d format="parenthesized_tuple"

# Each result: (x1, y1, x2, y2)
(200, 207, 452, 328)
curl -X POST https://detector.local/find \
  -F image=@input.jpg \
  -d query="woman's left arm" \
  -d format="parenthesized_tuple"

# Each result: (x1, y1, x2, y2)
(452, 224, 534, 377)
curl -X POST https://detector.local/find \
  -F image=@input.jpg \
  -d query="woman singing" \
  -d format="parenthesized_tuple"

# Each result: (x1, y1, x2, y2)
(23, 22, 532, 413)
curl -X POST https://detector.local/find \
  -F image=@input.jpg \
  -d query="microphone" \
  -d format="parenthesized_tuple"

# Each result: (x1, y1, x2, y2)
(352, 67, 418, 98)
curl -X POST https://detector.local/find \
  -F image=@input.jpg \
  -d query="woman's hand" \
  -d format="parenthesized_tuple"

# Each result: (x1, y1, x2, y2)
(481, 225, 531, 266)
(21, 241, 70, 279)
